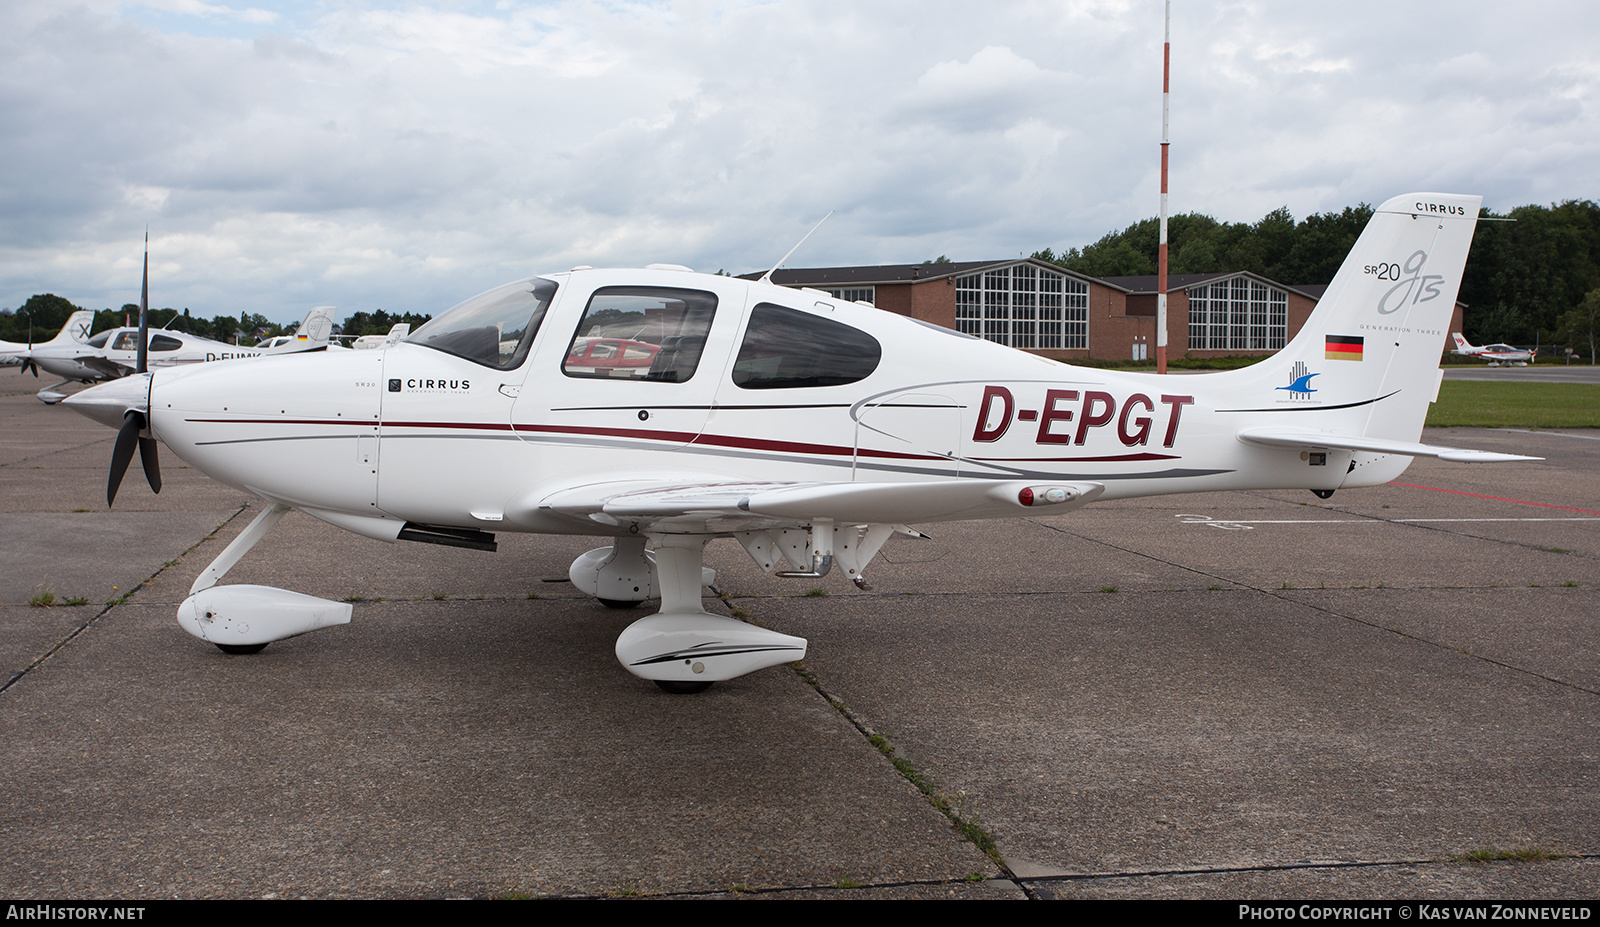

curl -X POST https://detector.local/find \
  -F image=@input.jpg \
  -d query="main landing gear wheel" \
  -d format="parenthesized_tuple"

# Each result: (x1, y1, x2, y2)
(599, 598, 644, 609)
(614, 539, 807, 690)
(215, 643, 267, 655)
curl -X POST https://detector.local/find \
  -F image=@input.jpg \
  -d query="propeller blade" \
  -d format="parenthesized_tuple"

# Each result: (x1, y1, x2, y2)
(137, 231, 149, 375)
(108, 410, 144, 507)
(21, 358, 37, 377)
(138, 435, 161, 494)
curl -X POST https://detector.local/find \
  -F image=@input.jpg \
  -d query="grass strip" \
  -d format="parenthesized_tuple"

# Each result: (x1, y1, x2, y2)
(1428, 381, 1600, 428)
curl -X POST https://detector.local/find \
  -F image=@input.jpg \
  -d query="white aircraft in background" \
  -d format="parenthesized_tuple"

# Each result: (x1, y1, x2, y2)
(5, 310, 96, 370)
(350, 323, 411, 350)
(1, 339, 31, 366)
(25, 305, 337, 403)
(1450, 332, 1535, 366)
(250, 311, 339, 350)
(66, 193, 1537, 693)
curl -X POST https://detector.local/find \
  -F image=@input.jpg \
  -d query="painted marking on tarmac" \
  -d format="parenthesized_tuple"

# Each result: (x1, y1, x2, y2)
(1392, 482, 1600, 516)
(1177, 514, 1600, 531)
(1502, 428, 1600, 442)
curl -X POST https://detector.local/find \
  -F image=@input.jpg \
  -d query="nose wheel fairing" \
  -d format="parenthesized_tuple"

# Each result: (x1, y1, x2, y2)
(179, 584, 352, 648)
(176, 503, 353, 652)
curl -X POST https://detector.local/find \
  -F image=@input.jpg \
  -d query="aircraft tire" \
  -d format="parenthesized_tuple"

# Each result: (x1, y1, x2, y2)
(215, 643, 267, 655)
(655, 680, 713, 694)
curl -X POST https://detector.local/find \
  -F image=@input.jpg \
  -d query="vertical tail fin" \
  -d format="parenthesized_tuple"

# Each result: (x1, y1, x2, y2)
(297, 306, 335, 346)
(49, 310, 97, 346)
(1238, 193, 1480, 446)
(263, 306, 336, 353)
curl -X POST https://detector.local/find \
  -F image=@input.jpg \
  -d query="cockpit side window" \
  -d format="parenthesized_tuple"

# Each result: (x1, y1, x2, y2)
(112, 332, 138, 352)
(563, 287, 718, 383)
(405, 276, 558, 370)
(149, 334, 183, 352)
(732, 303, 882, 389)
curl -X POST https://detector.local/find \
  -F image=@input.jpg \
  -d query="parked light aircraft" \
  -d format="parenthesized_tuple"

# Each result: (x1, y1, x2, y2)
(250, 312, 339, 350)
(66, 193, 1537, 693)
(4, 310, 96, 371)
(1450, 332, 1535, 366)
(350, 323, 411, 350)
(26, 305, 337, 403)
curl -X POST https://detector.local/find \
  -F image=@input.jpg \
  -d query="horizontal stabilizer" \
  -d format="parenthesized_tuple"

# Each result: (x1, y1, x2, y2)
(1237, 426, 1541, 463)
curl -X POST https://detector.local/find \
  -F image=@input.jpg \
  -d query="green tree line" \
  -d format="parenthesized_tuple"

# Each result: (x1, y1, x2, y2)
(1033, 199, 1600, 354)
(7, 199, 1598, 355)
(0, 295, 428, 345)
(337, 309, 432, 338)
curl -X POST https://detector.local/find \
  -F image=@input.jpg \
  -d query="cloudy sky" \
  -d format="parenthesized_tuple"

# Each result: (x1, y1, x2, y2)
(2, 1, 1595, 324)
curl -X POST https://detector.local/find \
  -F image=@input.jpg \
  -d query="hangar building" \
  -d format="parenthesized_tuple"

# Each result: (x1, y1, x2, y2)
(756, 260, 1464, 362)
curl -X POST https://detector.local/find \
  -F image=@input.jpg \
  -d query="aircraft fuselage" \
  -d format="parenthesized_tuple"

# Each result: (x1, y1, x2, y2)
(145, 262, 1445, 539)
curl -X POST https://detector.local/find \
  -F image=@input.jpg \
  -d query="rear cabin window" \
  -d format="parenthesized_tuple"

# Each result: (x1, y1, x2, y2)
(732, 303, 881, 389)
(563, 287, 718, 383)
(105, 331, 180, 352)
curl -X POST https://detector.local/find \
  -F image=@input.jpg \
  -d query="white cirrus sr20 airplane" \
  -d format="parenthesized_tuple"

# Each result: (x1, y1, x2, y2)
(65, 192, 1537, 693)
(25, 305, 337, 404)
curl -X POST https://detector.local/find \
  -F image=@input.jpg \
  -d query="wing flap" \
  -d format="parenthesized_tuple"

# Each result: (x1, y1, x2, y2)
(539, 478, 1106, 530)
(1237, 426, 1541, 463)
(743, 480, 1103, 523)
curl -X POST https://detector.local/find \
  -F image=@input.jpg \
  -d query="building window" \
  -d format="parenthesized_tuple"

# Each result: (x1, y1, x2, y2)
(826, 287, 874, 305)
(955, 264, 1086, 350)
(1187, 276, 1287, 351)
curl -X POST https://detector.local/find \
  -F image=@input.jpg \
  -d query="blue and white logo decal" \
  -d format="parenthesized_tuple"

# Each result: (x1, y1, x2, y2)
(1274, 361, 1318, 403)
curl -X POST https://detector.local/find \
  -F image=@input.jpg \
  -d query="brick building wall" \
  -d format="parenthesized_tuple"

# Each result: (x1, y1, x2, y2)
(764, 261, 1468, 362)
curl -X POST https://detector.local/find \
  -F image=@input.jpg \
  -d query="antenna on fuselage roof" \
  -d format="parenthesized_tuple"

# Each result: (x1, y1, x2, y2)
(758, 210, 834, 285)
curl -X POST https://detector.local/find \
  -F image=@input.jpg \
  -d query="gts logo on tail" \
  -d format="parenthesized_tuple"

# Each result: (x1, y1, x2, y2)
(1377, 250, 1445, 315)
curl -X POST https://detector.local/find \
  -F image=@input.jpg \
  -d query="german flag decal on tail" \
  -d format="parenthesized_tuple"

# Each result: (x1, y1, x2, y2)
(1325, 335, 1364, 361)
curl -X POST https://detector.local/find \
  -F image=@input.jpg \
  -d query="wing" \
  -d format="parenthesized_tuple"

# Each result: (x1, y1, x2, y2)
(537, 477, 1106, 533)
(1237, 426, 1540, 463)
(78, 355, 131, 380)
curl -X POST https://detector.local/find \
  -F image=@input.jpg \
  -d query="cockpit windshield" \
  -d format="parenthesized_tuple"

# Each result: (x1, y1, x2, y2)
(405, 277, 558, 370)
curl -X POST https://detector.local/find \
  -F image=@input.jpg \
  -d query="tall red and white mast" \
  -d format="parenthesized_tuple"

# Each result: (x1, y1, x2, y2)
(1157, 1, 1171, 374)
